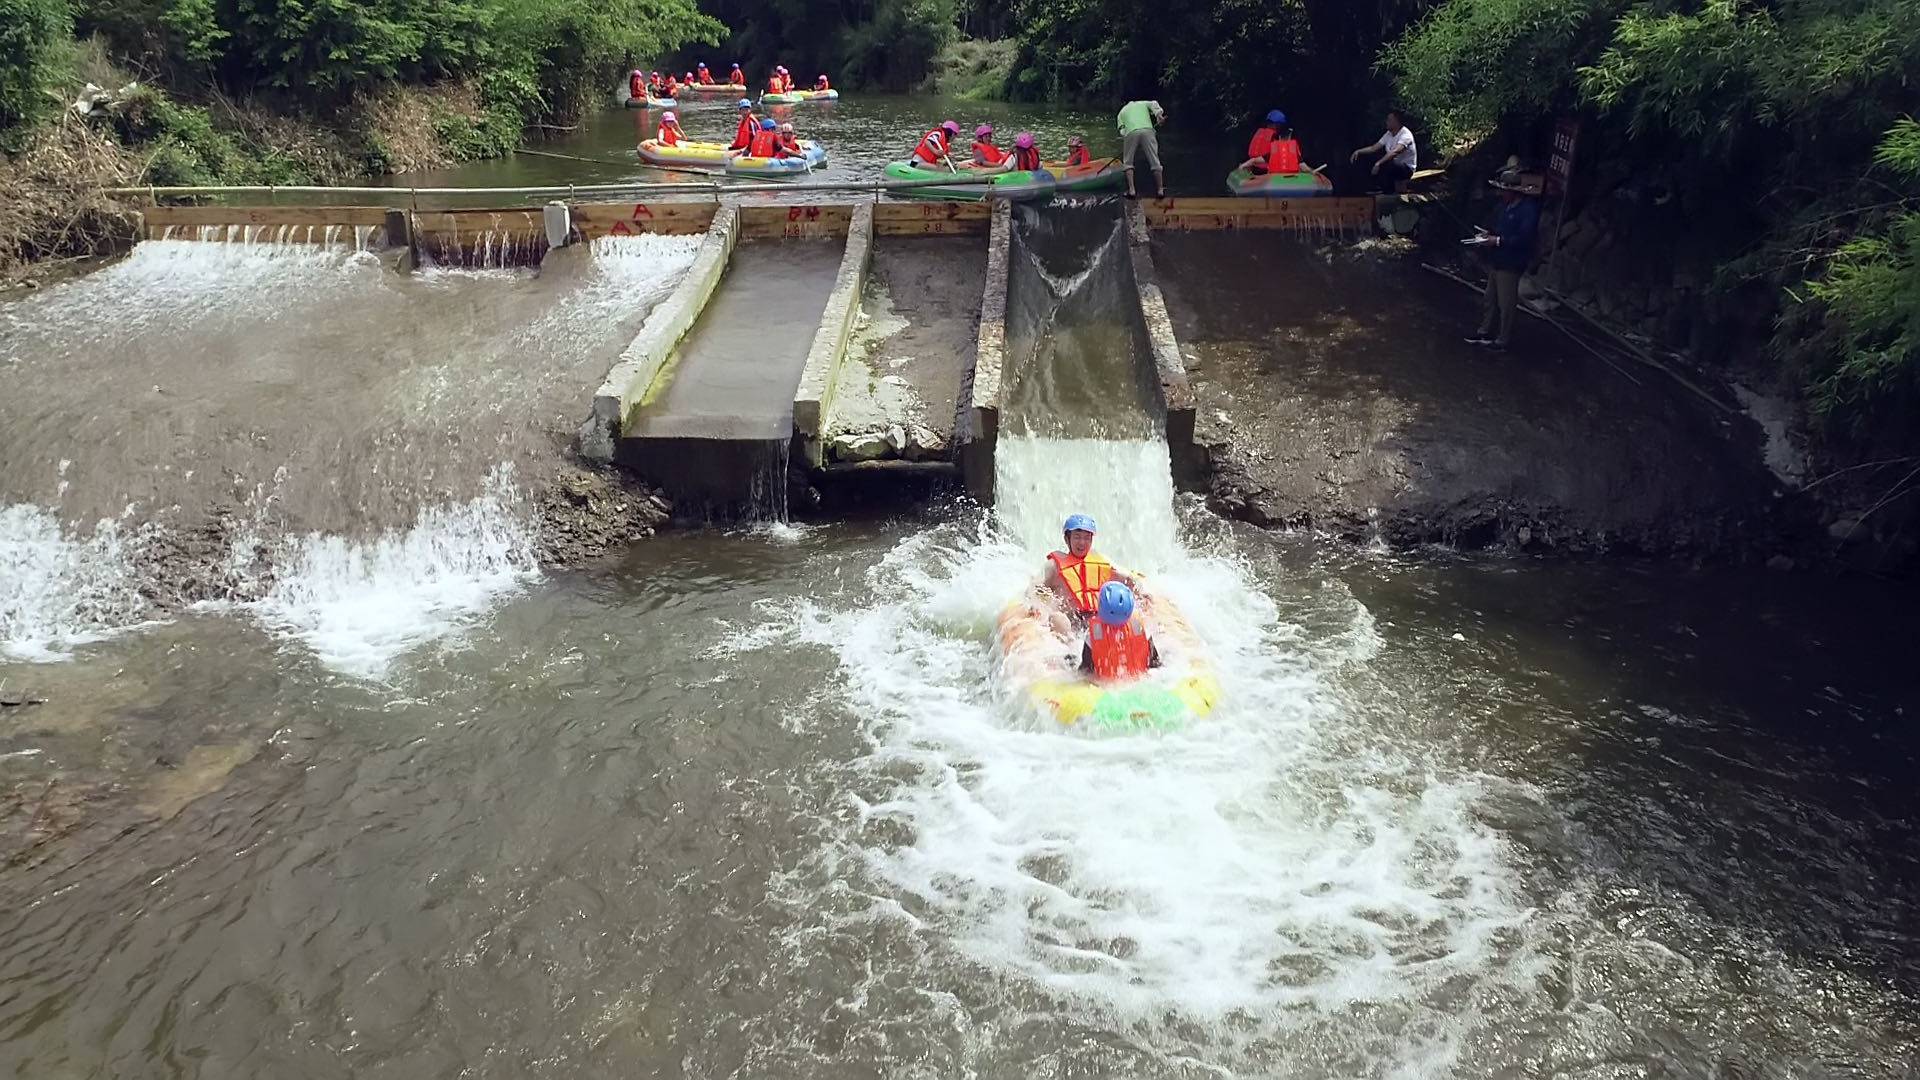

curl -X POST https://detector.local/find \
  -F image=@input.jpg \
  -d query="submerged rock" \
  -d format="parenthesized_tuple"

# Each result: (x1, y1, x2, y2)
(833, 432, 892, 463)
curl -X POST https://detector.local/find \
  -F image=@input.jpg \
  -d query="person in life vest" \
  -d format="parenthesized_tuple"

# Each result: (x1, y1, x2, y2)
(778, 66, 793, 92)
(1246, 109, 1285, 161)
(728, 99, 759, 151)
(683, 71, 694, 86)
(696, 62, 712, 84)
(728, 63, 746, 86)
(1064, 134, 1090, 167)
(913, 121, 961, 170)
(776, 121, 804, 157)
(648, 71, 664, 95)
(628, 69, 646, 101)
(814, 74, 831, 92)
(971, 124, 1008, 169)
(657, 110, 685, 147)
(1045, 514, 1143, 629)
(1011, 131, 1041, 172)
(1080, 582, 1163, 682)
(745, 118, 782, 158)
(1238, 116, 1303, 176)
(767, 71, 784, 94)
(662, 73, 680, 97)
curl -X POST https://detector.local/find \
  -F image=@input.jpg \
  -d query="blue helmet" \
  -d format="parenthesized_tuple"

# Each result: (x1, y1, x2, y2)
(1267, 109, 1287, 125)
(737, 98, 753, 109)
(759, 118, 777, 130)
(1063, 514, 1096, 535)
(732, 62, 740, 68)
(1096, 582, 1135, 627)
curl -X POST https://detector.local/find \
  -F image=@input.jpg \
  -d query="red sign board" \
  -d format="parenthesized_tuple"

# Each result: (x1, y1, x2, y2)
(1548, 117, 1580, 195)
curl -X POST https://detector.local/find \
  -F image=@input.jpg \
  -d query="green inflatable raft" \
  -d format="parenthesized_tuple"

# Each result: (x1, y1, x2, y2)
(882, 160, 1058, 201)
(1225, 166, 1334, 197)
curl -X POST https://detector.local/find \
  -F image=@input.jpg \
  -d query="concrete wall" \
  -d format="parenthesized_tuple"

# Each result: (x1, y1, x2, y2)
(792, 203, 875, 468)
(578, 203, 740, 462)
(1124, 202, 1204, 489)
(957, 199, 1012, 503)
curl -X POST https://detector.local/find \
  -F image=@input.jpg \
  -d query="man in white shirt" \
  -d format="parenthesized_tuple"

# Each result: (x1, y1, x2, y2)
(1350, 109, 1417, 193)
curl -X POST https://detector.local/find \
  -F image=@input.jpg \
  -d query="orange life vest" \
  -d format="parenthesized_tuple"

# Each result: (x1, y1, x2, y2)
(1267, 138, 1302, 174)
(913, 128, 948, 165)
(1048, 551, 1114, 614)
(1013, 145, 1041, 172)
(973, 140, 1006, 166)
(749, 128, 779, 157)
(816, 77, 830, 91)
(779, 133, 802, 156)
(629, 74, 646, 98)
(1066, 145, 1090, 166)
(782, 74, 794, 92)
(768, 76, 783, 93)
(729, 71, 745, 86)
(1248, 126, 1276, 160)
(731, 114, 757, 150)
(1087, 617, 1154, 681)
(697, 66, 712, 83)
(663, 78, 679, 96)
(660, 122, 683, 146)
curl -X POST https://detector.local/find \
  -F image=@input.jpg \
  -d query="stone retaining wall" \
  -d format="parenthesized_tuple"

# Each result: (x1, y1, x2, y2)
(792, 203, 874, 468)
(957, 199, 1011, 503)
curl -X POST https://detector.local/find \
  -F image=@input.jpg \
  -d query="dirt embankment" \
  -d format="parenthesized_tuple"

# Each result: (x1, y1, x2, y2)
(1153, 233, 1799, 560)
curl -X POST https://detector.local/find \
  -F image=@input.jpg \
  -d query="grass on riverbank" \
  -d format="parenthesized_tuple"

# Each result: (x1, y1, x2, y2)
(927, 38, 1015, 102)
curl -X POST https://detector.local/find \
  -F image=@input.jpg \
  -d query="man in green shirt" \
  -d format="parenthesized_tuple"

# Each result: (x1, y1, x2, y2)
(1116, 99, 1166, 198)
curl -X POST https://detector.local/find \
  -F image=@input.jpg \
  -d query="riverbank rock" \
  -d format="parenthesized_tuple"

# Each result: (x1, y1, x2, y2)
(534, 463, 672, 566)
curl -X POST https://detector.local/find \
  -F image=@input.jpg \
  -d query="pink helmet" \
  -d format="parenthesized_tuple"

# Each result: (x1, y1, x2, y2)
(975, 124, 994, 138)
(941, 120, 960, 134)
(1015, 132, 1035, 149)
(779, 122, 794, 133)
(661, 111, 677, 123)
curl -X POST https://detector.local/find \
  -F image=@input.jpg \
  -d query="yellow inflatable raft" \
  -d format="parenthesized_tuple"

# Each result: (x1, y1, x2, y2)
(637, 138, 826, 172)
(994, 591, 1219, 732)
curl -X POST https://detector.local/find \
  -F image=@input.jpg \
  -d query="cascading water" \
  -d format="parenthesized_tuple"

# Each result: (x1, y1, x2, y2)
(0, 231, 699, 672)
(716, 204, 1544, 1072)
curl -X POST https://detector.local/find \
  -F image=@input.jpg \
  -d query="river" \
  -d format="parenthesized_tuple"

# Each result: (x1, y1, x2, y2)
(2, 95, 1918, 1077)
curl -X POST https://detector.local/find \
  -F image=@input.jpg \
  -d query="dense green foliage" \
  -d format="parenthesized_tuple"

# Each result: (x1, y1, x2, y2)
(0, 0, 73, 136)
(691, 0, 957, 91)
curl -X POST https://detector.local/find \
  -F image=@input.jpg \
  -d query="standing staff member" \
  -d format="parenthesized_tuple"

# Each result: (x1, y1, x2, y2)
(1350, 109, 1417, 193)
(1464, 167, 1542, 352)
(1116, 98, 1167, 199)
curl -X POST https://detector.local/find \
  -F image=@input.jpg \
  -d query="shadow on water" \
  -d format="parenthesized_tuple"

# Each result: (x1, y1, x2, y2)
(1002, 201, 1161, 440)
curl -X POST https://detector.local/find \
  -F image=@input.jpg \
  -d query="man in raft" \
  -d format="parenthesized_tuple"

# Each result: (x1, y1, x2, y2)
(1081, 582, 1163, 681)
(697, 62, 713, 85)
(1237, 114, 1302, 176)
(1046, 514, 1145, 632)
(728, 63, 746, 87)
(814, 74, 831, 92)
(728, 99, 758, 151)
(628, 69, 646, 102)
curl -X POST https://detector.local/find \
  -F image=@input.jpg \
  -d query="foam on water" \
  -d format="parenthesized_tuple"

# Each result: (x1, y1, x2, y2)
(734, 436, 1540, 1069)
(0, 504, 152, 662)
(231, 465, 538, 681)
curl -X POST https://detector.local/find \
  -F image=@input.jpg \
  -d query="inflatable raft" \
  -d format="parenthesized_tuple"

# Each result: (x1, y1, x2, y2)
(882, 160, 1058, 201)
(638, 138, 826, 171)
(624, 95, 677, 109)
(1225, 165, 1334, 197)
(1040, 158, 1125, 193)
(761, 89, 840, 104)
(682, 82, 747, 94)
(995, 591, 1219, 732)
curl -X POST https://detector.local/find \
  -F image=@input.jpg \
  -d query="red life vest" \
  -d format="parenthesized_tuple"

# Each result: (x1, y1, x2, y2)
(1047, 551, 1114, 614)
(913, 129, 948, 165)
(697, 66, 712, 83)
(768, 76, 783, 93)
(660, 122, 683, 146)
(729, 71, 745, 86)
(1087, 617, 1154, 681)
(1267, 138, 1302, 174)
(629, 73, 646, 98)
(1013, 145, 1041, 172)
(663, 78, 678, 96)
(973, 140, 1006, 166)
(1066, 145, 1090, 166)
(815, 77, 830, 91)
(749, 128, 780, 157)
(782, 74, 794, 92)
(731, 114, 757, 150)
(1248, 126, 1276, 160)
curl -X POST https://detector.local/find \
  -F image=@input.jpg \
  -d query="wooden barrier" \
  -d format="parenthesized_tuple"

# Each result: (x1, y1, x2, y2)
(570, 200, 719, 238)
(141, 204, 391, 241)
(871, 201, 993, 237)
(735, 204, 856, 239)
(1143, 196, 1375, 232)
(410, 209, 547, 267)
